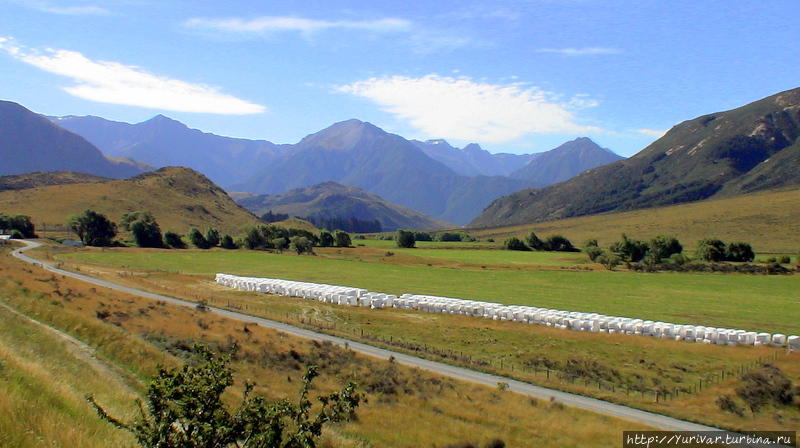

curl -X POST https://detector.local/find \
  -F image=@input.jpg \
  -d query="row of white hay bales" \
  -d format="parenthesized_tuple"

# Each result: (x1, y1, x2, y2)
(215, 273, 799, 350)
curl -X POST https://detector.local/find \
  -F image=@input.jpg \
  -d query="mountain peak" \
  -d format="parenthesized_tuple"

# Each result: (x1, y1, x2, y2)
(141, 114, 186, 129)
(298, 118, 389, 150)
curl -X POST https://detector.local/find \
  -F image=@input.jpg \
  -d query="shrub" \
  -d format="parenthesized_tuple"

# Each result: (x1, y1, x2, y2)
(726, 241, 755, 262)
(584, 239, 598, 248)
(766, 256, 777, 263)
(669, 253, 690, 265)
(319, 230, 334, 247)
(205, 228, 220, 247)
(131, 219, 163, 248)
(597, 252, 622, 270)
(413, 231, 433, 241)
(735, 365, 795, 415)
(716, 394, 744, 417)
(486, 238, 494, 243)
(526, 232, 545, 251)
(396, 230, 415, 248)
(244, 227, 266, 250)
(188, 228, 210, 249)
(436, 232, 462, 242)
(610, 234, 648, 262)
(68, 209, 117, 247)
(503, 237, 529, 251)
(163, 232, 186, 249)
(778, 255, 791, 264)
(696, 238, 726, 262)
(585, 246, 604, 262)
(271, 237, 289, 252)
(220, 234, 237, 250)
(543, 235, 577, 252)
(649, 235, 682, 260)
(9, 229, 24, 239)
(334, 230, 351, 247)
(290, 236, 314, 254)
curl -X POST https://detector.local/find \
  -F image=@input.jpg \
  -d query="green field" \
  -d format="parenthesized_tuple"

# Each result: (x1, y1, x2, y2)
(61, 248, 800, 334)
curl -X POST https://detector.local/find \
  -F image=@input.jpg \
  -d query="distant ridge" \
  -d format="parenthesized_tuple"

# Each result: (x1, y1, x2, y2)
(238, 181, 452, 231)
(0, 100, 144, 179)
(509, 137, 623, 186)
(471, 87, 800, 227)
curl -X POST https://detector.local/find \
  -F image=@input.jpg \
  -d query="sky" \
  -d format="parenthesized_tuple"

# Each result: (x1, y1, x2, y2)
(1, 0, 799, 157)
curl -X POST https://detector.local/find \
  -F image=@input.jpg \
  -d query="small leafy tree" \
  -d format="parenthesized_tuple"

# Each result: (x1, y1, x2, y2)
(87, 346, 360, 448)
(68, 209, 117, 246)
(543, 235, 577, 252)
(526, 232, 545, 251)
(696, 238, 726, 262)
(120, 211, 156, 232)
(0, 214, 36, 237)
(585, 246, 603, 262)
(413, 231, 433, 242)
(189, 228, 210, 249)
(396, 230, 415, 248)
(163, 231, 186, 249)
(319, 230, 334, 247)
(726, 242, 755, 262)
(131, 219, 163, 248)
(649, 235, 682, 261)
(597, 252, 622, 270)
(503, 237, 529, 251)
(271, 237, 289, 252)
(610, 234, 649, 262)
(220, 234, 237, 250)
(333, 230, 351, 248)
(205, 228, 221, 247)
(290, 236, 314, 255)
(244, 227, 266, 250)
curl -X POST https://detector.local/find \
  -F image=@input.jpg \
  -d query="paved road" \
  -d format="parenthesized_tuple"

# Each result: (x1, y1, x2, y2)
(12, 239, 719, 431)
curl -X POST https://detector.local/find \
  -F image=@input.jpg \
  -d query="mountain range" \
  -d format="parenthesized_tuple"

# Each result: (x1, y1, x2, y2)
(471, 87, 800, 228)
(509, 137, 623, 185)
(412, 139, 535, 177)
(238, 181, 450, 231)
(0, 101, 144, 179)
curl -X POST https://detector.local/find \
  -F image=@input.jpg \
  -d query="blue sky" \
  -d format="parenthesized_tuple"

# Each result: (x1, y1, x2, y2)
(1, 0, 798, 156)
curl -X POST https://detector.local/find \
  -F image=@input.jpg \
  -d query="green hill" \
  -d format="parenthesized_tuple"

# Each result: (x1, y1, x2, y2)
(472, 87, 800, 227)
(0, 167, 261, 234)
(238, 181, 451, 231)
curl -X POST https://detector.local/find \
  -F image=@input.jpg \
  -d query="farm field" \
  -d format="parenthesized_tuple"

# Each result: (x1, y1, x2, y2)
(46, 244, 800, 432)
(57, 247, 800, 335)
(466, 187, 800, 254)
(0, 243, 651, 448)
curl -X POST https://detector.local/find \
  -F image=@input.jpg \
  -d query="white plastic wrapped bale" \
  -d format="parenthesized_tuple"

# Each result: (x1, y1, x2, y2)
(754, 333, 771, 346)
(788, 336, 800, 351)
(772, 334, 786, 347)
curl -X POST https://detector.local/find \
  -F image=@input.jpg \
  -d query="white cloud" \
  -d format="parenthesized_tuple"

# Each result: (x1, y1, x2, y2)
(337, 74, 601, 143)
(0, 38, 265, 115)
(637, 128, 667, 139)
(13, 1, 110, 15)
(183, 16, 411, 35)
(537, 47, 621, 56)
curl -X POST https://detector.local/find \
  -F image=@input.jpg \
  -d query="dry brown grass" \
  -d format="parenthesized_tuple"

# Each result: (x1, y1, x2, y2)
(0, 244, 652, 447)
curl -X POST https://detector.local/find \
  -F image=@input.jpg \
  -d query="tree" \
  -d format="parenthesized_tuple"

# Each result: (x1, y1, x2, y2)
(726, 242, 755, 262)
(503, 237, 529, 251)
(319, 230, 334, 247)
(131, 219, 163, 248)
(205, 228, 221, 247)
(585, 246, 603, 262)
(271, 237, 289, 252)
(413, 231, 433, 242)
(649, 235, 682, 261)
(543, 235, 577, 252)
(220, 234, 237, 250)
(333, 230, 351, 248)
(526, 232, 545, 251)
(290, 236, 314, 255)
(88, 346, 360, 448)
(189, 228, 210, 249)
(163, 231, 186, 249)
(68, 209, 117, 246)
(696, 238, 726, 262)
(0, 214, 36, 237)
(244, 227, 267, 250)
(396, 230, 416, 248)
(610, 234, 649, 262)
(597, 252, 622, 270)
(120, 211, 156, 232)
(436, 232, 462, 242)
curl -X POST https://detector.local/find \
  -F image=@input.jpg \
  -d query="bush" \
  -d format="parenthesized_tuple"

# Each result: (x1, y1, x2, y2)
(131, 219, 163, 248)
(585, 246, 604, 262)
(669, 253, 690, 265)
(696, 238, 727, 262)
(766, 256, 777, 263)
(736, 365, 794, 415)
(597, 252, 622, 270)
(716, 394, 744, 417)
(726, 242, 755, 262)
(584, 239, 598, 248)
(610, 234, 648, 262)
(543, 235, 577, 252)
(8, 229, 24, 239)
(68, 209, 117, 247)
(649, 235, 682, 260)
(436, 232, 463, 242)
(271, 237, 289, 252)
(205, 228, 220, 247)
(290, 236, 314, 254)
(319, 230, 334, 247)
(334, 230, 351, 247)
(526, 232, 545, 251)
(412, 231, 432, 241)
(189, 228, 210, 249)
(88, 346, 359, 448)
(503, 237, 529, 251)
(779, 255, 791, 264)
(396, 230, 415, 248)
(220, 234, 237, 249)
(163, 232, 186, 249)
